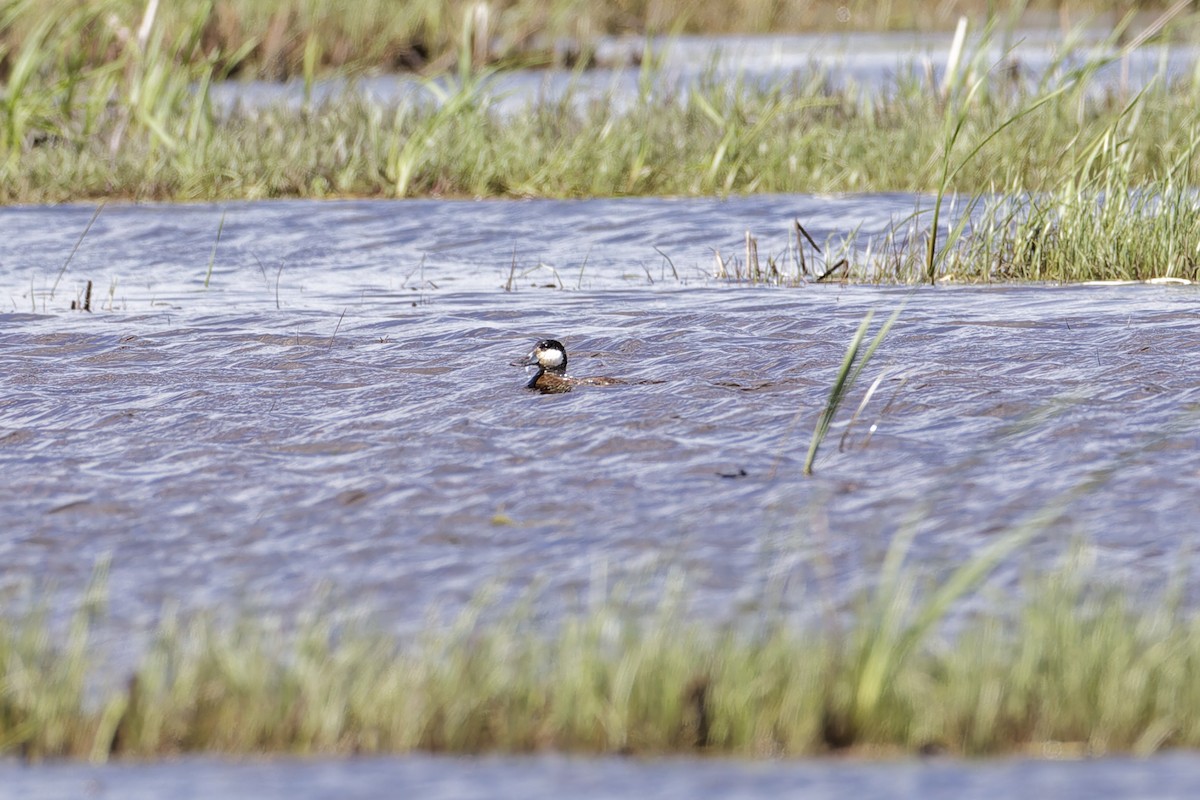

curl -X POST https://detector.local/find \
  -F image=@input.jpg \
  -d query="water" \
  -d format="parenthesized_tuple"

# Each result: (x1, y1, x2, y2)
(7, 752, 1200, 800)
(210, 30, 1200, 114)
(5, 31, 1200, 792)
(2, 197, 1198, 636)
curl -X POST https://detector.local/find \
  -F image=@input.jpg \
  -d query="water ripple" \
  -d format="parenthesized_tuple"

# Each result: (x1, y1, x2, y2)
(1, 200, 1198, 632)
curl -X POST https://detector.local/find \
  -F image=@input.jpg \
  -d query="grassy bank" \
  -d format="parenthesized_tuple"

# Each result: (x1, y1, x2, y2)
(731, 178, 1200, 283)
(3, 0, 1199, 196)
(0, 1, 1178, 80)
(5, 5, 1200, 204)
(2, 553, 1197, 762)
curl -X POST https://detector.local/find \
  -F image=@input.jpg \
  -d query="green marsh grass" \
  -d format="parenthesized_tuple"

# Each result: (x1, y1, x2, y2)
(5, 545, 1200, 761)
(3, 4, 1198, 199)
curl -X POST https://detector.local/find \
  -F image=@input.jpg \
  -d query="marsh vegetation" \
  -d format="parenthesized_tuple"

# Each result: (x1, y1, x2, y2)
(4, 545, 1198, 761)
(3, 3, 1199, 282)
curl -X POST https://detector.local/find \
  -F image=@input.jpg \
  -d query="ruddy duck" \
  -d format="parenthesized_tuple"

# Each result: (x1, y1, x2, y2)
(512, 339, 622, 394)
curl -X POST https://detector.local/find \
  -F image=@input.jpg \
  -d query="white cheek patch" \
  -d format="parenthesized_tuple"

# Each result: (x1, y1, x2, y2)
(538, 349, 564, 368)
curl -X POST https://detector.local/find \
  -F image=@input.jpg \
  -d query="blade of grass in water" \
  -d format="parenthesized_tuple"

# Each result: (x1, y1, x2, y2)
(202, 209, 226, 290)
(803, 308, 902, 475)
(50, 202, 104, 300)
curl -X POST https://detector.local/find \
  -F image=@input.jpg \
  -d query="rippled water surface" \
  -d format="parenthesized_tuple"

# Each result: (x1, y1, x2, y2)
(2, 197, 1198, 634)
(8, 752, 1200, 800)
(212, 30, 1200, 112)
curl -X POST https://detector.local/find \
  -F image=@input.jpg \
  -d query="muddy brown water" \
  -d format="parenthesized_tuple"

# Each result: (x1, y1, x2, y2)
(2, 197, 1197, 636)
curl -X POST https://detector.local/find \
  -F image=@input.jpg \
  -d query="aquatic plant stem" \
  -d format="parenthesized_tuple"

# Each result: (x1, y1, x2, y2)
(203, 210, 226, 290)
(50, 202, 105, 300)
(803, 308, 901, 475)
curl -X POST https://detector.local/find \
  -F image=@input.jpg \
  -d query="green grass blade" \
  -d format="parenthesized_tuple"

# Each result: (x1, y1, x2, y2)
(803, 311, 873, 475)
(203, 209, 227, 289)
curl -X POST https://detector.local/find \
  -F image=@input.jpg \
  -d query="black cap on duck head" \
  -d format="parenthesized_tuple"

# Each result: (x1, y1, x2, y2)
(513, 339, 568, 374)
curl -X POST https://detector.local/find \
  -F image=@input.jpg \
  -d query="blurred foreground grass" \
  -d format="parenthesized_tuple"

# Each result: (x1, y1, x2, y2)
(3, 550, 1198, 761)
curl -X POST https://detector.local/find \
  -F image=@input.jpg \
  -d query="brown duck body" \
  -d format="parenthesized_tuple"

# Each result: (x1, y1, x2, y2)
(529, 371, 575, 394)
(513, 339, 622, 394)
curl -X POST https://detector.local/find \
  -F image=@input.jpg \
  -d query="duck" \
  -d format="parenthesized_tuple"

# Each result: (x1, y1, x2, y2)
(512, 339, 623, 394)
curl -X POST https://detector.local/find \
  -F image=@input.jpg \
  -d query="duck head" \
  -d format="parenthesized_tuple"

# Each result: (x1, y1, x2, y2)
(512, 339, 568, 375)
